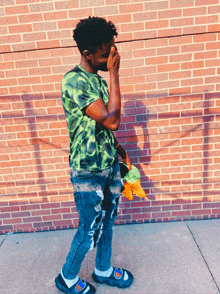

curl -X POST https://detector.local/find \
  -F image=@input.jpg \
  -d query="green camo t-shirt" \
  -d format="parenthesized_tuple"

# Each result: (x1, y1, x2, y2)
(61, 65, 118, 171)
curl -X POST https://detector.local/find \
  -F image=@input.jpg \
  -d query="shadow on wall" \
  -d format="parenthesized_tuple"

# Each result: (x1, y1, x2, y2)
(120, 91, 217, 203)
(1, 90, 218, 231)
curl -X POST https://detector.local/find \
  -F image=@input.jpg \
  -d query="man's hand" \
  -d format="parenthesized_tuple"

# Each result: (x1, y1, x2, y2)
(121, 153, 132, 171)
(107, 46, 120, 73)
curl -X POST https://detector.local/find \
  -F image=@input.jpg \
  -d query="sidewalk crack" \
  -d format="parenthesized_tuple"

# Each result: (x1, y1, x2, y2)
(187, 224, 220, 293)
(0, 239, 5, 247)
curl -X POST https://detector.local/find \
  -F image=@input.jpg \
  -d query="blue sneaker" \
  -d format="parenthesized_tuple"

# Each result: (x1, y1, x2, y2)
(55, 274, 96, 294)
(92, 267, 133, 289)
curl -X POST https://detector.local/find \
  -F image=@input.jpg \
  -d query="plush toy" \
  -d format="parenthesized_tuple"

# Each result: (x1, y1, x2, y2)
(119, 162, 146, 201)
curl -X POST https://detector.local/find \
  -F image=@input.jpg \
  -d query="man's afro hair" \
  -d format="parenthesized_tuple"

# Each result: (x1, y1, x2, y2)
(73, 16, 118, 54)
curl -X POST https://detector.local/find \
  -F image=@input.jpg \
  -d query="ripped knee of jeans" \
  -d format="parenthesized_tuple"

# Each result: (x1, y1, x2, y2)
(111, 195, 120, 219)
(88, 210, 105, 250)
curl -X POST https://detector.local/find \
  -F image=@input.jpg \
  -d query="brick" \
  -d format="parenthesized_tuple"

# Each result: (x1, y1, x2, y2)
(0, 34, 21, 45)
(108, 14, 132, 24)
(1, 78, 18, 87)
(170, 17, 194, 27)
(54, 0, 79, 10)
(171, 0, 194, 8)
(19, 13, 43, 23)
(94, 5, 118, 15)
(0, 62, 15, 70)
(1, 206, 19, 213)
(23, 32, 47, 42)
(41, 203, 60, 209)
(134, 30, 157, 39)
(196, 15, 218, 25)
(0, 225, 13, 231)
(80, 0, 104, 6)
(0, 0, 14, 5)
(192, 84, 214, 93)
(43, 11, 68, 21)
(157, 46, 180, 56)
(192, 209, 211, 216)
(159, 28, 182, 38)
(133, 11, 157, 22)
(182, 43, 204, 53)
(5, 5, 29, 15)
(33, 21, 57, 31)
(0, 213, 11, 219)
(37, 40, 60, 50)
(0, 45, 11, 53)
(119, 3, 143, 13)
(145, 73, 168, 82)
(53, 220, 72, 226)
(169, 70, 191, 80)
(29, 3, 54, 12)
(12, 42, 36, 52)
(195, 68, 216, 77)
(183, 25, 207, 35)
(158, 80, 179, 89)
(8, 24, 32, 34)
(14, 223, 33, 230)
(0, 26, 8, 35)
(121, 22, 144, 33)
(18, 77, 41, 85)
(0, 16, 18, 26)
(15, 60, 38, 69)
(208, 24, 220, 33)
(196, 0, 219, 5)
(181, 61, 204, 70)
(23, 216, 42, 223)
(48, 29, 72, 40)
(158, 63, 180, 72)
(194, 34, 217, 43)
(172, 211, 191, 217)
(145, 56, 168, 66)
(144, 1, 168, 10)
(158, 9, 181, 19)
(122, 58, 144, 68)
(5, 69, 28, 78)
(145, 19, 168, 31)
(181, 78, 203, 87)
(208, 5, 220, 14)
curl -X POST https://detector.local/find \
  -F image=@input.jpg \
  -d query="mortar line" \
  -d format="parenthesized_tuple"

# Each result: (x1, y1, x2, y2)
(187, 224, 220, 293)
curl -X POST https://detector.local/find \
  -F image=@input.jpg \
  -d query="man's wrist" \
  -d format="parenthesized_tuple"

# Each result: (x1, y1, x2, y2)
(115, 143, 126, 159)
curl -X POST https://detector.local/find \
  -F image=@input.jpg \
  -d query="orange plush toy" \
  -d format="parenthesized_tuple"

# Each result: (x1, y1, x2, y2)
(119, 162, 146, 201)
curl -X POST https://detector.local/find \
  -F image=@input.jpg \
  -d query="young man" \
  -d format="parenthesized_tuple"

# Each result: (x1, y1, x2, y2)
(55, 16, 133, 294)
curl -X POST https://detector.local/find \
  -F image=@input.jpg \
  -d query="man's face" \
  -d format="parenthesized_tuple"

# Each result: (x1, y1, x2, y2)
(88, 37, 115, 72)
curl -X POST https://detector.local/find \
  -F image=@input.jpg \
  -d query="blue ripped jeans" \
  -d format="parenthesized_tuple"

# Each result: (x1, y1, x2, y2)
(62, 162, 123, 279)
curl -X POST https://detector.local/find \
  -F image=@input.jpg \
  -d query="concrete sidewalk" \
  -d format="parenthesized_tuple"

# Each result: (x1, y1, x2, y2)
(1, 219, 220, 294)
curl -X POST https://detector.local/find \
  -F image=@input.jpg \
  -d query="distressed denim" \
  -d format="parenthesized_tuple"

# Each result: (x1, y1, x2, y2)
(62, 161, 123, 279)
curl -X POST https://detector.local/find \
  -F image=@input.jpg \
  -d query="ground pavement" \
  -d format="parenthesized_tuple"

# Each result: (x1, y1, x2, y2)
(1, 219, 220, 294)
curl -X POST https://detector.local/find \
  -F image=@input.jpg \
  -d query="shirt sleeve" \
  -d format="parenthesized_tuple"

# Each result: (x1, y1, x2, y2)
(62, 73, 100, 111)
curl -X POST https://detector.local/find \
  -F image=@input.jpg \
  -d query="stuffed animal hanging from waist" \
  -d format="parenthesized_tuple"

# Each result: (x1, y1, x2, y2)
(119, 162, 146, 201)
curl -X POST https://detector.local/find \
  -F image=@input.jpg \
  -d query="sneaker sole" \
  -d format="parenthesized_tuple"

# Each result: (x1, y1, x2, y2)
(55, 275, 96, 294)
(92, 273, 133, 289)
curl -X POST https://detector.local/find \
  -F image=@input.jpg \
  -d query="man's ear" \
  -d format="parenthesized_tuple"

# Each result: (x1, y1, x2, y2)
(82, 50, 92, 61)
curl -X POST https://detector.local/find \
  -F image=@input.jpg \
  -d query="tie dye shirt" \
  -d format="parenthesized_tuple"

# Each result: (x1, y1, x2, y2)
(61, 65, 118, 171)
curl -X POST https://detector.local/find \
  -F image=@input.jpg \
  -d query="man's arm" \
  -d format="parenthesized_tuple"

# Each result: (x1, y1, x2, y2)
(84, 46, 121, 131)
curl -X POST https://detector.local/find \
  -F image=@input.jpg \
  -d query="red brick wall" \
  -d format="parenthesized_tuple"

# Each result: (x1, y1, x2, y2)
(1, 0, 220, 234)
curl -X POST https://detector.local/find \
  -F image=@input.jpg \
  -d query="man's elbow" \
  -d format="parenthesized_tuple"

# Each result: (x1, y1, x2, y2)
(109, 122, 120, 131)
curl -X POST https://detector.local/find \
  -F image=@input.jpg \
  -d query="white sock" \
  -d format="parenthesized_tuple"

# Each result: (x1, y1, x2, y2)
(61, 269, 79, 288)
(94, 266, 113, 277)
